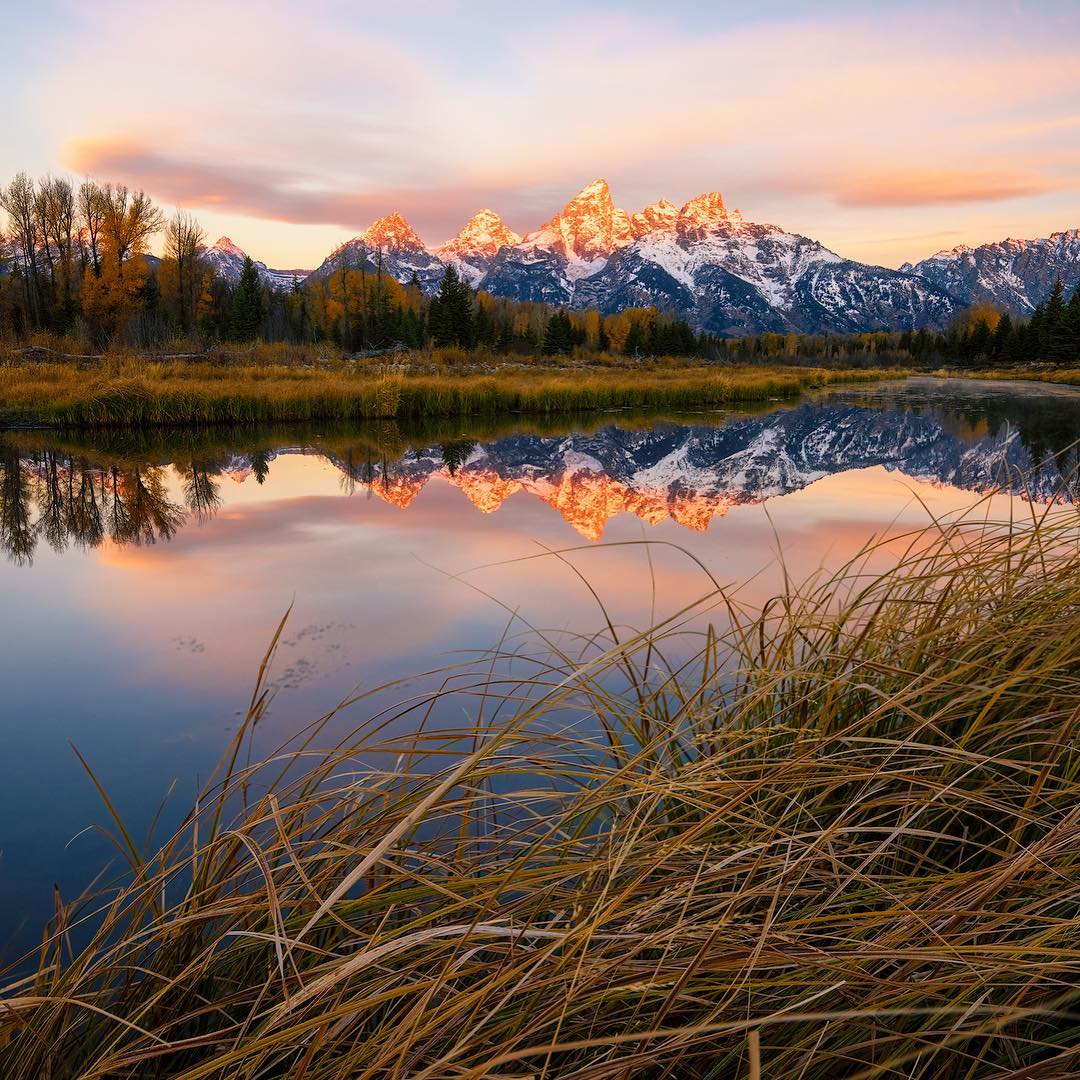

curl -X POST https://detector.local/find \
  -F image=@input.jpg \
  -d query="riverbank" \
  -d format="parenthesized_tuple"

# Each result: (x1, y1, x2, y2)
(2, 506, 1078, 1077)
(932, 363, 1080, 386)
(0, 354, 894, 429)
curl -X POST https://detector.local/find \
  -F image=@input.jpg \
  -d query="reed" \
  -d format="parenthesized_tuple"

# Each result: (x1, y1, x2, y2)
(0, 357, 894, 430)
(931, 365, 1080, 387)
(2, 501, 1078, 1078)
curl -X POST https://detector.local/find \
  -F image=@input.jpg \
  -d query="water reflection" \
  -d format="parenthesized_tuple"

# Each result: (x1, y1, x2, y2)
(0, 448, 193, 565)
(1, 377, 1077, 958)
(2, 383, 1077, 564)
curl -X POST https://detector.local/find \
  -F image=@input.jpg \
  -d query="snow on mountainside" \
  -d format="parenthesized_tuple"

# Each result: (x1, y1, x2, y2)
(575, 193, 957, 335)
(903, 229, 1080, 314)
(202, 237, 309, 290)
(435, 209, 521, 287)
(309, 212, 445, 291)
(208, 405, 1074, 541)
(631, 198, 679, 239)
(481, 179, 637, 301)
(291, 179, 1076, 336)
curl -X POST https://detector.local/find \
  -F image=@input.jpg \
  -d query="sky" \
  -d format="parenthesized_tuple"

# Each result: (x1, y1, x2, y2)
(2, 0, 1078, 270)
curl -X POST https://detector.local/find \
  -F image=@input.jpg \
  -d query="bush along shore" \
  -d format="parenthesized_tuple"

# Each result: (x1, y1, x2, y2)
(2, 503, 1079, 1077)
(0, 354, 895, 430)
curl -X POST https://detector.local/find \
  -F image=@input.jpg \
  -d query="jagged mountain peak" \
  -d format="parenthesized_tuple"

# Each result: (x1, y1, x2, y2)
(209, 236, 246, 258)
(524, 178, 634, 263)
(200, 236, 308, 289)
(676, 192, 742, 241)
(630, 198, 679, 239)
(360, 211, 427, 253)
(569, 178, 616, 202)
(907, 228, 1080, 314)
(436, 209, 522, 261)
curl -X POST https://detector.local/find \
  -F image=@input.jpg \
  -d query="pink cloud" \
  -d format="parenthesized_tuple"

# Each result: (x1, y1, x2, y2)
(833, 170, 1067, 208)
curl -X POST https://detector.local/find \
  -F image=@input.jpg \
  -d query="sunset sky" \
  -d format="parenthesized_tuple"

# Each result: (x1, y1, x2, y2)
(4, 0, 1078, 269)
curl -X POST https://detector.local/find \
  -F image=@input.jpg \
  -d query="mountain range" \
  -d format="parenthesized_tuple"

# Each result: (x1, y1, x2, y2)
(207, 180, 1080, 337)
(201, 236, 310, 290)
(317, 406, 1076, 538)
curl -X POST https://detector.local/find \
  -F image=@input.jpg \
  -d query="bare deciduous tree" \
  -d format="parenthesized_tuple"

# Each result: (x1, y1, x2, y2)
(77, 179, 107, 278)
(163, 210, 206, 331)
(0, 173, 43, 326)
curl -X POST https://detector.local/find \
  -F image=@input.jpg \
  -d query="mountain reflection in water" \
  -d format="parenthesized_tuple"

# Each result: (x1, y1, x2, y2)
(2, 395, 1077, 564)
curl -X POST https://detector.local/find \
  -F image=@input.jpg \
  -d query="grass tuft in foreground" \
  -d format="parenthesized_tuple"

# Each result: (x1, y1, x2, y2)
(2, 503, 1079, 1077)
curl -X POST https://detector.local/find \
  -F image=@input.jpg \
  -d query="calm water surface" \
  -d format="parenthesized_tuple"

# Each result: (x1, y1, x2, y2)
(0, 376, 1077, 954)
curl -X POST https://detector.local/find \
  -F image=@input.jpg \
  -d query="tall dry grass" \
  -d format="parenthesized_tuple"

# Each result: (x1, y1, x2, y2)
(1, 500, 1078, 1078)
(0, 357, 894, 429)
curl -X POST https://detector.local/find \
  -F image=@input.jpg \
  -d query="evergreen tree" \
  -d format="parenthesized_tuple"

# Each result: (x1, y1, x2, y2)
(1066, 283, 1080, 363)
(439, 439, 477, 476)
(251, 450, 272, 485)
(473, 302, 495, 349)
(991, 312, 1013, 363)
(229, 257, 265, 342)
(1043, 278, 1068, 360)
(430, 264, 474, 347)
(542, 310, 573, 355)
(624, 320, 646, 357)
(968, 318, 992, 363)
(1027, 304, 1044, 360)
(497, 321, 515, 353)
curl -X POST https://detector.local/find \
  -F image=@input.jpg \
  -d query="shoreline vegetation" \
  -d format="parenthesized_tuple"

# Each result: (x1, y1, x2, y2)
(0, 351, 901, 430)
(2, 506, 1078, 1076)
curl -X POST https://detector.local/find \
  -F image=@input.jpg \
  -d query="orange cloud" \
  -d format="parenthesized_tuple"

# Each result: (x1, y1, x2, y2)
(833, 170, 1067, 208)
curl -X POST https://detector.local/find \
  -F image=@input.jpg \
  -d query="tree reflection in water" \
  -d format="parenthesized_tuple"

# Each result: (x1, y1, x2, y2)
(1, 388, 1077, 566)
(0, 447, 188, 564)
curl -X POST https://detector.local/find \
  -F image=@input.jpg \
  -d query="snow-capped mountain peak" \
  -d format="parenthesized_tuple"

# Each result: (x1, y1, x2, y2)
(524, 178, 634, 263)
(296, 180, 1076, 334)
(630, 198, 679, 238)
(209, 236, 247, 259)
(434, 209, 524, 288)
(436, 209, 522, 261)
(905, 229, 1080, 314)
(676, 192, 742, 241)
(361, 212, 428, 253)
(200, 236, 307, 289)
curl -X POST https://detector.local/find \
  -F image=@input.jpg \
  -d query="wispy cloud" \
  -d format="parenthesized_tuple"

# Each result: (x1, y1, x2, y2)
(832, 171, 1065, 209)
(13, 0, 1080, 266)
(65, 141, 515, 240)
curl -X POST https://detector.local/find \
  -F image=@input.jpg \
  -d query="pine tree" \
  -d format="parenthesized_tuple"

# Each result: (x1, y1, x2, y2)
(251, 450, 272, 485)
(1041, 277, 1067, 360)
(229, 257, 264, 342)
(542, 310, 573, 355)
(624, 320, 646, 357)
(430, 264, 474, 347)
(991, 312, 1013, 363)
(1028, 304, 1045, 361)
(1065, 283, 1080, 365)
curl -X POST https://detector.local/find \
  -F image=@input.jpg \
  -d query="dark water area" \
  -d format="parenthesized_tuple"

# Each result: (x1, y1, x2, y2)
(0, 376, 1077, 958)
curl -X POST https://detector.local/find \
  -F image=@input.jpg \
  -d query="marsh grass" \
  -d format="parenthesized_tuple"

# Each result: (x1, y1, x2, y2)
(932, 366, 1080, 388)
(0, 357, 893, 430)
(2, 500, 1079, 1078)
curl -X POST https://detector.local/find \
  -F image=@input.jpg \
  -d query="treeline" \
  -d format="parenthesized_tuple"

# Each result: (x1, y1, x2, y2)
(0, 172, 714, 358)
(299, 261, 718, 358)
(717, 283, 1080, 369)
(3, 171, 1077, 365)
